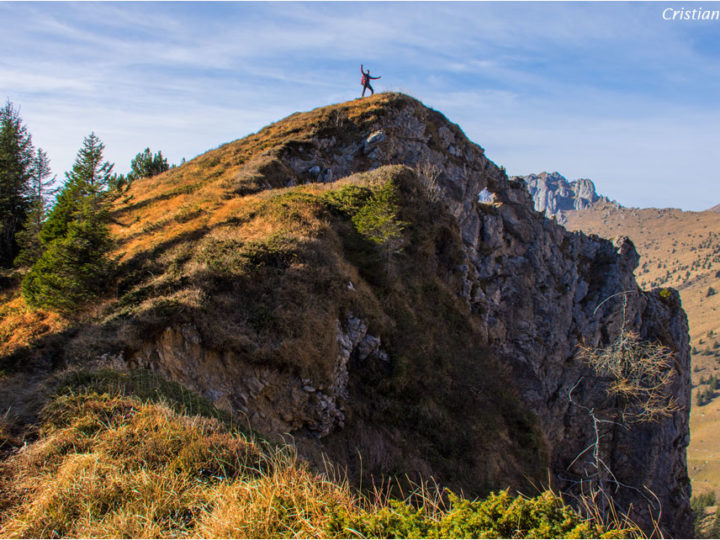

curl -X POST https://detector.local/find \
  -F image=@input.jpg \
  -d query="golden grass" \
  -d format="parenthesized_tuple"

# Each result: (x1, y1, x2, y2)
(109, 93, 406, 265)
(0, 294, 67, 359)
(0, 381, 635, 539)
(0, 389, 362, 538)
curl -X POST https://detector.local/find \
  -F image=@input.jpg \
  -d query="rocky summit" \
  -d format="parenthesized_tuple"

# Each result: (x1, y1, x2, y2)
(2, 93, 692, 537)
(518, 171, 611, 223)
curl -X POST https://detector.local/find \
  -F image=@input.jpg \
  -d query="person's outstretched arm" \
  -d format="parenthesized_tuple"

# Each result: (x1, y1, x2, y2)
(370, 75, 381, 79)
(361, 64, 364, 73)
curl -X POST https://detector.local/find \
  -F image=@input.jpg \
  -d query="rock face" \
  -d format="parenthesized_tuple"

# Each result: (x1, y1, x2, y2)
(108, 94, 690, 537)
(519, 171, 610, 222)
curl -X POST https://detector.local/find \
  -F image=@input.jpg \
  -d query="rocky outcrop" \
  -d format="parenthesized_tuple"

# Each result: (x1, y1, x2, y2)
(518, 171, 610, 222)
(104, 94, 691, 537)
(121, 316, 388, 440)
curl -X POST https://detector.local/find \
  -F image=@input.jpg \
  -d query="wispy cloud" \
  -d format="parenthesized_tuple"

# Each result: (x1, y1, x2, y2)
(1, 2, 718, 210)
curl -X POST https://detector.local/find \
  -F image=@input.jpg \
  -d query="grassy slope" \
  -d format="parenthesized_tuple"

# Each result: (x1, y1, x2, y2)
(1, 93, 547, 514)
(564, 202, 720, 497)
(0, 93, 400, 363)
(0, 369, 630, 539)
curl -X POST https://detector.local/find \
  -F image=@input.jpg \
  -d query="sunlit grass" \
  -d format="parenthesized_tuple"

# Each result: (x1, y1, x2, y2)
(0, 370, 638, 538)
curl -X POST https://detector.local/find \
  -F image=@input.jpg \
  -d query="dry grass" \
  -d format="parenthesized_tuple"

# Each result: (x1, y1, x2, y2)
(0, 390, 345, 538)
(110, 93, 406, 265)
(0, 377, 635, 539)
(0, 294, 67, 359)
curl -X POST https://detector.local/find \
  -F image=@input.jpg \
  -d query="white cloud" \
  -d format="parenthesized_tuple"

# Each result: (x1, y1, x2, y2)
(1, 2, 718, 210)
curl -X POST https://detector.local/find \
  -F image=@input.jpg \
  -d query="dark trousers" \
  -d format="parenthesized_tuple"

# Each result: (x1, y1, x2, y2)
(362, 83, 374, 97)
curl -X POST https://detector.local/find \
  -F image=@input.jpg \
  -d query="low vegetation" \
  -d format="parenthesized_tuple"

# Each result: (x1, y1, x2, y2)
(0, 368, 635, 538)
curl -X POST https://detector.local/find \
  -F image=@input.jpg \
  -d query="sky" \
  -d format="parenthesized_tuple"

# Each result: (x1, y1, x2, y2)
(1, 1, 719, 211)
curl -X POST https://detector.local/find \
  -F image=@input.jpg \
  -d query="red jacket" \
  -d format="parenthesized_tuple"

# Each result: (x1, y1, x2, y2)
(361, 65, 380, 85)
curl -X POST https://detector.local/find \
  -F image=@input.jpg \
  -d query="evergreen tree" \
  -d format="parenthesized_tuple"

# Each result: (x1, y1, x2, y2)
(14, 149, 56, 267)
(40, 132, 112, 245)
(0, 101, 35, 266)
(22, 197, 113, 312)
(127, 147, 169, 182)
(22, 133, 115, 313)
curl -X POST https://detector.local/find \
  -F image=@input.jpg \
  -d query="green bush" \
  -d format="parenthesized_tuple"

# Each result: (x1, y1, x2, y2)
(323, 184, 373, 217)
(351, 181, 406, 249)
(325, 490, 615, 539)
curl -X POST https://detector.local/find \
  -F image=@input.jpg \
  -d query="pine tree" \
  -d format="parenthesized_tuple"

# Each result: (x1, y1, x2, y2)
(22, 133, 116, 313)
(127, 147, 169, 182)
(0, 101, 35, 266)
(14, 149, 56, 267)
(22, 196, 113, 312)
(40, 132, 112, 245)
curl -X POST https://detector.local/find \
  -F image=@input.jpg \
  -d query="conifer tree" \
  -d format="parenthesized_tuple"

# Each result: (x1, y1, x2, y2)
(22, 133, 116, 313)
(127, 147, 169, 182)
(0, 101, 35, 266)
(14, 149, 56, 267)
(40, 132, 112, 244)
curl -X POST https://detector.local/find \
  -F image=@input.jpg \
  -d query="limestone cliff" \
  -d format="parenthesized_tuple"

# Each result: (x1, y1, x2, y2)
(29, 94, 689, 536)
(518, 171, 611, 222)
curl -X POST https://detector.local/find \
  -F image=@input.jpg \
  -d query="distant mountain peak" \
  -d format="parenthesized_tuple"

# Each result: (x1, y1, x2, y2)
(708, 203, 720, 213)
(513, 171, 613, 222)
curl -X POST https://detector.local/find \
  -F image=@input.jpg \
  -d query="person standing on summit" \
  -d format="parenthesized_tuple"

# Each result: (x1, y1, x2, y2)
(360, 64, 381, 97)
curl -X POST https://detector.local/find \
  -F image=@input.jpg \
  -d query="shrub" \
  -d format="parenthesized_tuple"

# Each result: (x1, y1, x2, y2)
(578, 329, 679, 423)
(325, 490, 623, 539)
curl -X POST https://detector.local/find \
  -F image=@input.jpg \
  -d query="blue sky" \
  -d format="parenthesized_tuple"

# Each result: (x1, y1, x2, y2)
(1, 1, 719, 210)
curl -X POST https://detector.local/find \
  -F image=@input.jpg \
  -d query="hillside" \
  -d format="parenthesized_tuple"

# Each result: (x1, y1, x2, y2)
(563, 203, 720, 497)
(0, 93, 692, 536)
(0, 369, 632, 538)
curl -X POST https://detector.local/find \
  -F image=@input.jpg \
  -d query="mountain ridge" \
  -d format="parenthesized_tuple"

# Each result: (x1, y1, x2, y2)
(514, 171, 612, 222)
(0, 93, 692, 537)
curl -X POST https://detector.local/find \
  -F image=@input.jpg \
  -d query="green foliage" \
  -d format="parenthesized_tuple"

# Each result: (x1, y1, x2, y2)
(14, 149, 56, 267)
(40, 133, 114, 246)
(65, 132, 114, 192)
(656, 287, 681, 310)
(21, 200, 115, 312)
(322, 180, 406, 282)
(696, 386, 715, 407)
(658, 288, 673, 299)
(692, 492, 720, 538)
(351, 180, 407, 249)
(323, 184, 373, 216)
(326, 490, 611, 539)
(38, 180, 82, 246)
(0, 101, 35, 267)
(127, 147, 170, 183)
(22, 133, 116, 313)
